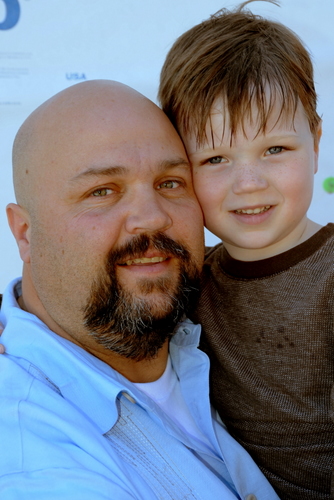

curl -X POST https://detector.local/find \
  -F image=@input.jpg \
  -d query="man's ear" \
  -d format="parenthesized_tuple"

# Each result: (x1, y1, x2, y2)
(6, 203, 31, 263)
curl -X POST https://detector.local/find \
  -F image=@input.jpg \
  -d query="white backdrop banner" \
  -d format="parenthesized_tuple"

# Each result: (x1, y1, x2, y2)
(1, 0, 333, 290)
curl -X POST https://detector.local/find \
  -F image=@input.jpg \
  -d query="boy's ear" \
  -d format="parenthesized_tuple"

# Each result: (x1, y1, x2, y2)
(6, 203, 31, 264)
(313, 120, 323, 174)
(314, 120, 323, 153)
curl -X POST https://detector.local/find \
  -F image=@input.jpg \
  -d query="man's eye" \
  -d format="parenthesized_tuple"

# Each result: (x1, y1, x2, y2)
(266, 146, 284, 155)
(157, 180, 180, 189)
(91, 188, 112, 197)
(207, 156, 226, 164)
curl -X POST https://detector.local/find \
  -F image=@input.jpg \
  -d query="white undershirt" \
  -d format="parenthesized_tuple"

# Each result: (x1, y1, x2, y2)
(134, 356, 212, 450)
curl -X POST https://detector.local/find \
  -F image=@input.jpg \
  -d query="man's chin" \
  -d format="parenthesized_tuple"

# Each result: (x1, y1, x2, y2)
(120, 274, 177, 299)
(124, 289, 177, 319)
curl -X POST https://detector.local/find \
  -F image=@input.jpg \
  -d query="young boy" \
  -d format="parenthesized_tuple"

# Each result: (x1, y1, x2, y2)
(159, 2, 334, 499)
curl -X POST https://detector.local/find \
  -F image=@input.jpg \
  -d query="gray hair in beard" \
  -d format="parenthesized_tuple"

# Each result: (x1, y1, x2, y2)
(83, 232, 201, 361)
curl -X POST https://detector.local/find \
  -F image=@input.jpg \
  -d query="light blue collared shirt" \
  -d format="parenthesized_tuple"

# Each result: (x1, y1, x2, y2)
(0, 279, 279, 499)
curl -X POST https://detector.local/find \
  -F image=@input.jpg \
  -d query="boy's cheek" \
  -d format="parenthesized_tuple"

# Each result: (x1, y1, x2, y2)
(193, 172, 223, 209)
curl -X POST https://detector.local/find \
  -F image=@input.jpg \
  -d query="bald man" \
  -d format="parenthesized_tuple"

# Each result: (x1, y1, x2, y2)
(0, 80, 278, 499)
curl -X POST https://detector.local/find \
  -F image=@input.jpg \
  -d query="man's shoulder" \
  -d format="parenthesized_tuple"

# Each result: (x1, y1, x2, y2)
(0, 354, 112, 459)
(0, 352, 64, 408)
(0, 354, 134, 498)
(0, 354, 68, 472)
(0, 353, 36, 394)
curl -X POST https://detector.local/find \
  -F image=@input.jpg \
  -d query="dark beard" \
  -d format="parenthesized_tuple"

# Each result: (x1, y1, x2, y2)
(83, 232, 201, 361)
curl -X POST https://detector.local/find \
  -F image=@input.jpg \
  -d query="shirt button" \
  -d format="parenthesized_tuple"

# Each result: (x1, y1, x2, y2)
(245, 495, 257, 500)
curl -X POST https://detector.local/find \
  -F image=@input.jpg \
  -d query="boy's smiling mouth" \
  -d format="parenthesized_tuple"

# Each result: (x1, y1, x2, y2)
(234, 205, 271, 215)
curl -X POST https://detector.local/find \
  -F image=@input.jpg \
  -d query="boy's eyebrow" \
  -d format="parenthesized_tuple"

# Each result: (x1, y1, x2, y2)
(70, 158, 190, 183)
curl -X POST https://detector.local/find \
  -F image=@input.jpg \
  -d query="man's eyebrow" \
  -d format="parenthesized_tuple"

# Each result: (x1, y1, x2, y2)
(160, 158, 190, 170)
(70, 166, 127, 182)
(70, 158, 190, 182)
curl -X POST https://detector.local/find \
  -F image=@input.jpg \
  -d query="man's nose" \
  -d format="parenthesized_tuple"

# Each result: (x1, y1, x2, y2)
(232, 165, 269, 195)
(124, 191, 173, 234)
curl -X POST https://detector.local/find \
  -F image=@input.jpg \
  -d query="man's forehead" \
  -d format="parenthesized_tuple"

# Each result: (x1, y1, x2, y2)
(69, 158, 190, 183)
(14, 81, 189, 186)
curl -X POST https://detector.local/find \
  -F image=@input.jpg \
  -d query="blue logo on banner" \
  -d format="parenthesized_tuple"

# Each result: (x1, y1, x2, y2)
(66, 73, 87, 81)
(0, 0, 20, 30)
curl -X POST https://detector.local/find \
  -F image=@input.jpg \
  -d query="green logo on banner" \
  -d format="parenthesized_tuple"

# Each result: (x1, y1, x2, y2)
(323, 177, 334, 194)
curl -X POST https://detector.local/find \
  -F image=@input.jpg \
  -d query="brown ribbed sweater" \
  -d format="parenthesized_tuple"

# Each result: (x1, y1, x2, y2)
(193, 223, 334, 500)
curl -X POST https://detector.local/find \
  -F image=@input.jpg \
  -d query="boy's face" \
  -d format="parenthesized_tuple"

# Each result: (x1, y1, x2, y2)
(183, 97, 321, 261)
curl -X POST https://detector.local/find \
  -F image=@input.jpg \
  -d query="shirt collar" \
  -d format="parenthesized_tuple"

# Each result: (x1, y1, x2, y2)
(1, 279, 201, 434)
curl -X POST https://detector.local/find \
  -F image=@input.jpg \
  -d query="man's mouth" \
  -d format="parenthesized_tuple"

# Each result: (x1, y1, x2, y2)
(120, 256, 168, 266)
(234, 205, 271, 215)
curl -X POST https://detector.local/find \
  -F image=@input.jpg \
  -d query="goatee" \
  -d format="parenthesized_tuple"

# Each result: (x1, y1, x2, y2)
(83, 232, 201, 361)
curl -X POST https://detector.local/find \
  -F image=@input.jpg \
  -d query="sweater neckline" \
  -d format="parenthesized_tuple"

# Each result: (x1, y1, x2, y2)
(218, 223, 334, 279)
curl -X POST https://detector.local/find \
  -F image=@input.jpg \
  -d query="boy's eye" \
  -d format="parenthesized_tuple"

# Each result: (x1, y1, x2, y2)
(157, 180, 180, 189)
(91, 188, 113, 197)
(266, 146, 284, 155)
(208, 156, 226, 164)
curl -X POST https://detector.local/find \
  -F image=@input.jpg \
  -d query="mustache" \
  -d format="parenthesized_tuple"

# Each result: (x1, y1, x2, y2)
(108, 232, 191, 265)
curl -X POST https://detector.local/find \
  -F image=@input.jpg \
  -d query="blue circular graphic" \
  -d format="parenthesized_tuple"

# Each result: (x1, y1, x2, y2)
(0, 0, 20, 30)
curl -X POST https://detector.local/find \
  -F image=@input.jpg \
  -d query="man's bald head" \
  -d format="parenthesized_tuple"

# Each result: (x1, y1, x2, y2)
(12, 80, 162, 211)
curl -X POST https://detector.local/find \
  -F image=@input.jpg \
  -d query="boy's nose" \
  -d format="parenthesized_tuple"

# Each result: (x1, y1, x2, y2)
(124, 191, 172, 235)
(232, 166, 269, 194)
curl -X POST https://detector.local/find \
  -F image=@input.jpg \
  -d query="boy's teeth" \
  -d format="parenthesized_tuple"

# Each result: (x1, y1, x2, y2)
(124, 256, 165, 265)
(235, 205, 270, 215)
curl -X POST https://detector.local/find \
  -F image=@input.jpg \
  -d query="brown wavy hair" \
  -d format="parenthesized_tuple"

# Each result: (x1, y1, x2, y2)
(158, 0, 320, 145)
